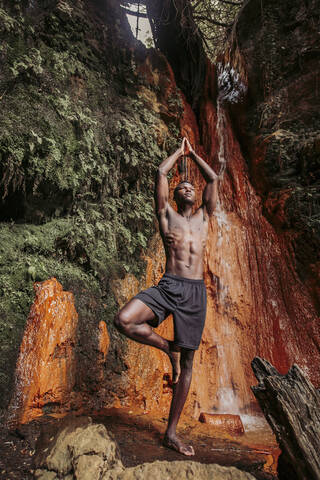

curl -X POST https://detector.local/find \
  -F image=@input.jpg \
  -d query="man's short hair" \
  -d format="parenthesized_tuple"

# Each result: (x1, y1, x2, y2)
(173, 181, 194, 201)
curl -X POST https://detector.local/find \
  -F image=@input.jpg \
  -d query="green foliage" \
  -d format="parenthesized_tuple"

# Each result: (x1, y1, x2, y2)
(0, 8, 18, 33)
(10, 48, 44, 78)
(0, 0, 181, 406)
(191, 0, 243, 59)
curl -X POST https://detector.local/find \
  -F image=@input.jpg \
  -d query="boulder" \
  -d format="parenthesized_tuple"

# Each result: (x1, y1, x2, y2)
(34, 416, 256, 480)
(7, 278, 78, 427)
(199, 413, 245, 435)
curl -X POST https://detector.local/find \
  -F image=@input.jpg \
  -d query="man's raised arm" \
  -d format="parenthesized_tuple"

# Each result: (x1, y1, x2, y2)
(155, 139, 185, 217)
(185, 139, 218, 216)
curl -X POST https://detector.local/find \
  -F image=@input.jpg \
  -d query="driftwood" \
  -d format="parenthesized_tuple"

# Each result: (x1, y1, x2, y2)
(251, 357, 320, 480)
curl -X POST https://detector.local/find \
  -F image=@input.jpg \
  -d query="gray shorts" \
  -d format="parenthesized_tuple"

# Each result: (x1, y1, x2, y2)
(135, 273, 207, 350)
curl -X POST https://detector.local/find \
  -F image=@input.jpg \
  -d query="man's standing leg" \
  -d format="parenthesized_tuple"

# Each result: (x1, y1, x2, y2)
(163, 348, 195, 456)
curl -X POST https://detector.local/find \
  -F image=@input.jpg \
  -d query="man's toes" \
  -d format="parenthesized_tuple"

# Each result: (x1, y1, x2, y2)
(163, 436, 195, 456)
(181, 445, 195, 456)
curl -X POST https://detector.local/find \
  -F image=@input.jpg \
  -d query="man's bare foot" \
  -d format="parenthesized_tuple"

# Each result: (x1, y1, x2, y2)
(163, 434, 195, 456)
(168, 344, 181, 384)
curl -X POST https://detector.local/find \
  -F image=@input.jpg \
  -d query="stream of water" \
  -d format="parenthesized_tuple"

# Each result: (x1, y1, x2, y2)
(213, 62, 248, 420)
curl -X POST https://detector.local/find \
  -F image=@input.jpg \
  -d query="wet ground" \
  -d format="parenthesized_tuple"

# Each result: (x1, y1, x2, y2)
(95, 408, 279, 479)
(0, 413, 34, 480)
(0, 408, 279, 480)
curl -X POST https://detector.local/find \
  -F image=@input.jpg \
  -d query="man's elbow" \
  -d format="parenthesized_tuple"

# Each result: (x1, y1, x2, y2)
(207, 204, 216, 217)
(208, 172, 218, 182)
(157, 167, 167, 177)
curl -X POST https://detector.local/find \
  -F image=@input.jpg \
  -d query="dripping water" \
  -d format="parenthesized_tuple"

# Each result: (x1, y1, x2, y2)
(216, 62, 247, 177)
(214, 61, 247, 417)
(216, 344, 239, 414)
(178, 155, 190, 183)
(217, 62, 247, 105)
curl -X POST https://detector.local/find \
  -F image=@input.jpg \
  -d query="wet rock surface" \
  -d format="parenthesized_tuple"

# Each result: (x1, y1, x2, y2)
(233, 0, 320, 310)
(32, 414, 270, 480)
(0, 416, 34, 480)
(0, 411, 279, 479)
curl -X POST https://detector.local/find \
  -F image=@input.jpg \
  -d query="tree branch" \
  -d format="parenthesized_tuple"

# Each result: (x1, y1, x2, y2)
(121, 7, 148, 18)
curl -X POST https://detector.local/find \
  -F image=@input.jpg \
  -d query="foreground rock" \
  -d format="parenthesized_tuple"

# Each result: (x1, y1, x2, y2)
(7, 279, 79, 427)
(251, 357, 320, 480)
(6, 278, 111, 427)
(111, 462, 256, 480)
(34, 416, 256, 480)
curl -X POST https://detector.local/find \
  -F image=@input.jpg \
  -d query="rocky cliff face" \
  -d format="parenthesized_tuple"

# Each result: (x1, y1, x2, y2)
(110, 0, 320, 420)
(1, 0, 319, 429)
(233, 0, 320, 312)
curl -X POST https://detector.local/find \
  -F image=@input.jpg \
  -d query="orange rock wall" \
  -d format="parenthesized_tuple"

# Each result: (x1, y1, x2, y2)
(7, 279, 78, 425)
(6, 279, 109, 426)
(113, 55, 320, 420)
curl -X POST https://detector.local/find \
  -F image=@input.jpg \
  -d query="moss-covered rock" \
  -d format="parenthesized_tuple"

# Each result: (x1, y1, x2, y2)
(0, 0, 181, 408)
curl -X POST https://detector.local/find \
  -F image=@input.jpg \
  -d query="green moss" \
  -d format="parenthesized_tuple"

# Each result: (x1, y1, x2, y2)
(0, 0, 181, 407)
(0, 8, 18, 33)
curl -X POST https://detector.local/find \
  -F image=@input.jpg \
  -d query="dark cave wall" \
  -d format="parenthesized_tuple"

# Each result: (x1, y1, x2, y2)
(231, 0, 320, 310)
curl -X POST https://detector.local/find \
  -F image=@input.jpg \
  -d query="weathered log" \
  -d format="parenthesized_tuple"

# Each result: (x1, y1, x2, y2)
(251, 357, 320, 480)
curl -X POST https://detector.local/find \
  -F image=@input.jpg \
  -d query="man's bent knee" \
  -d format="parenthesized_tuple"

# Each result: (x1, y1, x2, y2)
(114, 310, 132, 332)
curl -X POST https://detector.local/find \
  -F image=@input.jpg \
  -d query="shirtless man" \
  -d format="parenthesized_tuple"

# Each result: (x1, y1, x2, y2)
(114, 137, 218, 456)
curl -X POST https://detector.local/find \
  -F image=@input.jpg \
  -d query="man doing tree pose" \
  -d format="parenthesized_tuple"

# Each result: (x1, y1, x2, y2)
(114, 137, 218, 456)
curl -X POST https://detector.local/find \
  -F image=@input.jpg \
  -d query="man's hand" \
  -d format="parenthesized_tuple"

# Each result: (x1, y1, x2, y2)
(180, 137, 187, 156)
(156, 140, 188, 215)
(182, 137, 194, 157)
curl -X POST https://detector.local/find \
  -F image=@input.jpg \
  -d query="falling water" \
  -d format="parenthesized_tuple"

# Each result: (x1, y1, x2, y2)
(214, 60, 246, 303)
(214, 61, 247, 416)
(214, 201, 230, 304)
(217, 62, 247, 104)
(216, 100, 227, 177)
(216, 62, 247, 177)
(216, 344, 239, 414)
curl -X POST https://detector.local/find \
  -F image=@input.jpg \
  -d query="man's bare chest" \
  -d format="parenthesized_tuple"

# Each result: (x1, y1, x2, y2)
(163, 213, 208, 249)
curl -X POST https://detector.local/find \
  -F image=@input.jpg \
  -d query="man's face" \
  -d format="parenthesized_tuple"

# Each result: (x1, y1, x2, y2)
(174, 182, 195, 206)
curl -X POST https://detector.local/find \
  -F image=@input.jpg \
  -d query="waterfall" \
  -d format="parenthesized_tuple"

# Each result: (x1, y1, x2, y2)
(216, 100, 227, 177)
(217, 62, 247, 105)
(213, 61, 247, 415)
(216, 344, 239, 414)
